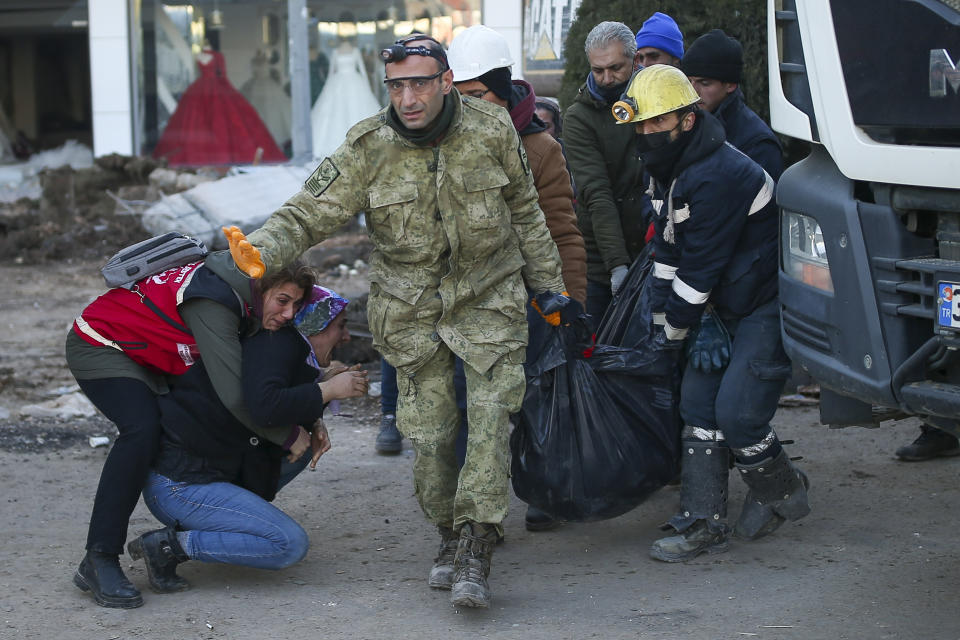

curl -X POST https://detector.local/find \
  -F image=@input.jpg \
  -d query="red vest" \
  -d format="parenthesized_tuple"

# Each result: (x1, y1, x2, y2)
(74, 262, 206, 375)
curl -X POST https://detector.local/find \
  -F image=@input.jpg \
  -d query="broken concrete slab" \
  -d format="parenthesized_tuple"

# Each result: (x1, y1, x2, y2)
(19, 391, 97, 419)
(142, 164, 312, 249)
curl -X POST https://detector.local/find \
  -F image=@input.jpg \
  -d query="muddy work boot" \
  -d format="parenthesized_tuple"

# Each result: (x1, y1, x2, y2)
(734, 449, 810, 540)
(650, 431, 730, 563)
(375, 414, 403, 454)
(127, 526, 190, 593)
(650, 520, 730, 562)
(895, 424, 960, 461)
(73, 551, 143, 609)
(450, 522, 498, 608)
(428, 525, 459, 590)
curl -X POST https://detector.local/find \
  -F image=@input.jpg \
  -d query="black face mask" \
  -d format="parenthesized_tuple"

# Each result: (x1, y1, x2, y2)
(637, 120, 690, 182)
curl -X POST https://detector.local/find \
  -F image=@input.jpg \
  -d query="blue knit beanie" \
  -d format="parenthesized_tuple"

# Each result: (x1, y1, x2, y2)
(634, 12, 684, 60)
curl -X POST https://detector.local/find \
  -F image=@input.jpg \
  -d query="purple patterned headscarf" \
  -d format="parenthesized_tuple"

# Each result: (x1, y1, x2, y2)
(293, 285, 349, 335)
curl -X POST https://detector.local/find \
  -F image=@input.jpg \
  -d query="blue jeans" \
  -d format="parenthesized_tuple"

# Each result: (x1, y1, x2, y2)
(142, 471, 309, 570)
(679, 299, 792, 451)
(380, 358, 399, 415)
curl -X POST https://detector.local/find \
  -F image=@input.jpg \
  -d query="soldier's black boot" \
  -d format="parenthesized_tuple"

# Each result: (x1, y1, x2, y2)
(73, 551, 143, 608)
(127, 526, 190, 593)
(428, 525, 459, 590)
(450, 522, 497, 608)
(375, 413, 403, 454)
(650, 429, 730, 562)
(734, 448, 810, 540)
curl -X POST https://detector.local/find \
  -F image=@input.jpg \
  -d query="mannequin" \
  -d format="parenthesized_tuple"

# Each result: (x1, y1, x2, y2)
(310, 38, 382, 160)
(153, 41, 286, 166)
(241, 50, 292, 148)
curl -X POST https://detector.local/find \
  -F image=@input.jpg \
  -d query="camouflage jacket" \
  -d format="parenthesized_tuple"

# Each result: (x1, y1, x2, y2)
(248, 91, 564, 373)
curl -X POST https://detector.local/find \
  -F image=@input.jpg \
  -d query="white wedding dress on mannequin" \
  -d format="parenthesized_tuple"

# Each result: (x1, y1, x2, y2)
(311, 43, 382, 160)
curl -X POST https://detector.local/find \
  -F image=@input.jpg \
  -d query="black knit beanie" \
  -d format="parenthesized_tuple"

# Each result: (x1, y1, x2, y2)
(477, 67, 513, 101)
(681, 29, 743, 83)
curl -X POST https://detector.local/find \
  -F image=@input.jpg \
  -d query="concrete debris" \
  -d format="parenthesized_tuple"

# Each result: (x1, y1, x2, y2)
(0, 140, 94, 204)
(175, 172, 216, 191)
(19, 391, 97, 419)
(142, 165, 312, 249)
(148, 167, 179, 191)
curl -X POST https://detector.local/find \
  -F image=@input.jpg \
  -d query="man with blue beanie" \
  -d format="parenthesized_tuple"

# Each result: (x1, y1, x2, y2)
(634, 11, 684, 68)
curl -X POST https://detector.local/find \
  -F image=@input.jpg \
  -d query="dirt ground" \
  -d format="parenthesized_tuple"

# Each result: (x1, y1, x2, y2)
(1, 260, 959, 640)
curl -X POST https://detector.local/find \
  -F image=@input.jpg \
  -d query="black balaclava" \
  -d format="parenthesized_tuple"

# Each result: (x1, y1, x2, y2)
(477, 67, 513, 102)
(639, 110, 698, 183)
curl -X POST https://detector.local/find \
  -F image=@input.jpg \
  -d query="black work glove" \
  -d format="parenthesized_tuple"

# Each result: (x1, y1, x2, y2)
(685, 308, 731, 373)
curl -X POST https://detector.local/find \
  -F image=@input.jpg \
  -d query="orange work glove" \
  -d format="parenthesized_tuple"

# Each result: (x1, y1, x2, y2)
(222, 225, 265, 279)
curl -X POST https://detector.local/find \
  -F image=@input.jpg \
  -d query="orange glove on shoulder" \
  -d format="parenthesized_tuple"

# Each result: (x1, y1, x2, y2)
(222, 225, 265, 279)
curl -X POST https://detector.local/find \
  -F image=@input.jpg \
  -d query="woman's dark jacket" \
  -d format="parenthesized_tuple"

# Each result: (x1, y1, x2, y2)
(153, 324, 325, 500)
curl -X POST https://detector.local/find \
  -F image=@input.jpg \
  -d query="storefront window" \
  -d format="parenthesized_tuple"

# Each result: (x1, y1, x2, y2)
(133, 0, 481, 167)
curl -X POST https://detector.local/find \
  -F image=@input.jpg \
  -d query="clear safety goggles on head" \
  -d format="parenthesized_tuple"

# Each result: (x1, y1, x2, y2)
(384, 70, 443, 95)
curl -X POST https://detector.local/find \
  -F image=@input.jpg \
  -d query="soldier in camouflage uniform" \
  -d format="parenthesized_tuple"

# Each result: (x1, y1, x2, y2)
(225, 35, 568, 609)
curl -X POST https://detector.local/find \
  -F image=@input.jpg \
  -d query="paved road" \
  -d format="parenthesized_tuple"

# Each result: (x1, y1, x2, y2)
(1, 399, 957, 640)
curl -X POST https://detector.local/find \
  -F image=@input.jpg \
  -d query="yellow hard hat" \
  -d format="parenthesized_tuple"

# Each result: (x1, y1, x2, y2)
(612, 64, 700, 124)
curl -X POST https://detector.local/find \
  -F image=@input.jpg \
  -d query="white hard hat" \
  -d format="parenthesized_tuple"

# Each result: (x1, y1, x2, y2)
(447, 25, 514, 82)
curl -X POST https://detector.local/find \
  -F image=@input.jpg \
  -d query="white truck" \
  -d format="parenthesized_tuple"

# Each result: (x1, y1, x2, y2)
(768, 0, 960, 435)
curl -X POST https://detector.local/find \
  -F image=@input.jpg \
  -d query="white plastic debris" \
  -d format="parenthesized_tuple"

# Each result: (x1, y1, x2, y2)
(89, 436, 110, 448)
(368, 381, 382, 398)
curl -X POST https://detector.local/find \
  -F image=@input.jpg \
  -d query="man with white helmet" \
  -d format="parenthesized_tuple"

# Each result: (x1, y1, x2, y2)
(446, 24, 587, 533)
(612, 65, 810, 561)
(446, 26, 585, 306)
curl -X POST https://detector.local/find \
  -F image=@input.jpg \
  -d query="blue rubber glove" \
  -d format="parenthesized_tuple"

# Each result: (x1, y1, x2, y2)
(652, 327, 685, 351)
(685, 308, 731, 373)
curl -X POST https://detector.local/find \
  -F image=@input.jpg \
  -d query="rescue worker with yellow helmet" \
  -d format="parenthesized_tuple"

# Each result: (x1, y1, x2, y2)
(614, 65, 810, 561)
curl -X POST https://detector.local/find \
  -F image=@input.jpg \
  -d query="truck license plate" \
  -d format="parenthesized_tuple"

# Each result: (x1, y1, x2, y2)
(938, 282, 960, 330)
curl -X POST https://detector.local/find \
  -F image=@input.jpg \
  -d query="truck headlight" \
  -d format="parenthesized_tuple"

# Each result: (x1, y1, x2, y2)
(782, 210, 834, 292)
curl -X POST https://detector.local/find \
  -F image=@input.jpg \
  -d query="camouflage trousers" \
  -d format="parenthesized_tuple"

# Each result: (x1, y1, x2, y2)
(395, 343, 525, 537)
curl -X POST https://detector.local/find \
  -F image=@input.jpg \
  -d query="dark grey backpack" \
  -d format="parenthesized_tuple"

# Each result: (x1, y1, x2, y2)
(101, 232, 209, 290)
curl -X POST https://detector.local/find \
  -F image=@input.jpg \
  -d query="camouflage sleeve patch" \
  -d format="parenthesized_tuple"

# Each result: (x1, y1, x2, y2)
(517, 139, 530, 175)
(304, 158, 340, 198)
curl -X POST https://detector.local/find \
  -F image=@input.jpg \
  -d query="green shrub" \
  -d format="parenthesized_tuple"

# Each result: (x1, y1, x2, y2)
(559, 0, 768, 121)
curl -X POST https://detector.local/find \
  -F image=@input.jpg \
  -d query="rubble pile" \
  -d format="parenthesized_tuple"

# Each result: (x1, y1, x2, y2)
(0, 147, 230, 264)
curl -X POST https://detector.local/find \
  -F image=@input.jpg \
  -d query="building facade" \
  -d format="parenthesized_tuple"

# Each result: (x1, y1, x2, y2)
(1, 0, 582, 161)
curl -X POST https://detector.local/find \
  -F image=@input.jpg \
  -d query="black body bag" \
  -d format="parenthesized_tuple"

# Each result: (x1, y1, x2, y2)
(510, 250, 682, 521)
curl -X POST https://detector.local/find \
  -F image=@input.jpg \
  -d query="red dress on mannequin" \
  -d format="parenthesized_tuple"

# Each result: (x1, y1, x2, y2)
(153, 49, 286, 166)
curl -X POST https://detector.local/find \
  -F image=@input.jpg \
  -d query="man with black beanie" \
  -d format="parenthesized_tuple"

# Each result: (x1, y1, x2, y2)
(682, 29, 783, 180)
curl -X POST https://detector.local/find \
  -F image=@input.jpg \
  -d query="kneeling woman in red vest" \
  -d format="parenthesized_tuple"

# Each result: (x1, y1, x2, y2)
(68, 254, 319, 609)
(127, 284, 367, 594)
